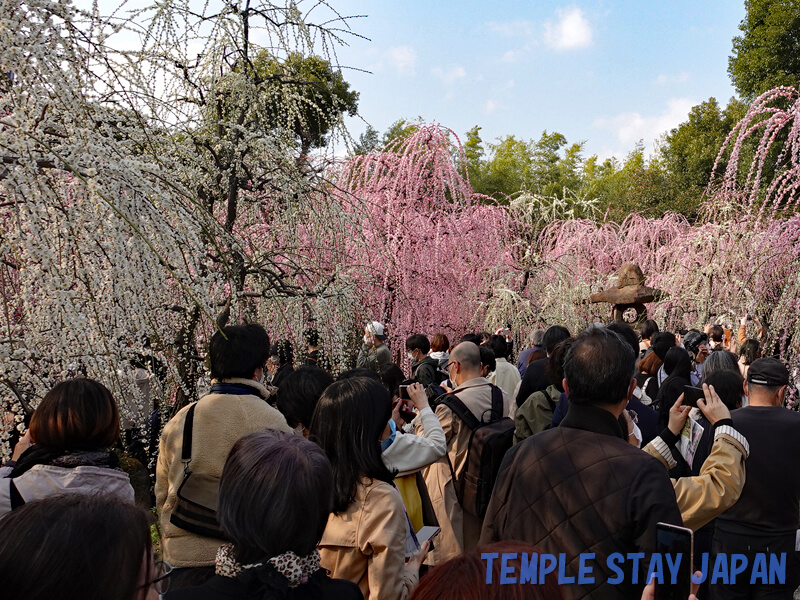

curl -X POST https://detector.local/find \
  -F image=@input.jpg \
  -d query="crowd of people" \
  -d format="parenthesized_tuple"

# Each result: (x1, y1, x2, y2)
(1, 314, 798, 600)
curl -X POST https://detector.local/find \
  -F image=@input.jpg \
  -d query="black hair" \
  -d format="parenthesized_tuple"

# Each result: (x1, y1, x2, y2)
(0, 495, 151, 600)
(460, 333, 482, 346)
(655, 347, 693, 419)
(700, 350, 739, 381)
(270, 339, 294, 366)
(379, 363, 406, 399)
(740, 339, 760, 365)
(486, 335, 509, 360)
(405, 334, 431, 354)
(708, 325, 724, 343)
(564, 326, 635, 406)
(702, 370, 744, 411)
(546, 337, 574, 392)
(662, 346, 692, 380)
(337, 368, 381, 382)
(219, 430, 333, 564)
(479, 346, 496, 373)
(606, 323, 639, 358)
(542, 326, 571, 355)
(310, 377, 395, 513)
(209, 324, 270, 380)
(275, 366, 334, 429)
(640, 319, 659, 341)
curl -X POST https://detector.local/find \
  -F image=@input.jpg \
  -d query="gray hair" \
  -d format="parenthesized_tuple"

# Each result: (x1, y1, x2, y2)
(700, 350, 739, 383)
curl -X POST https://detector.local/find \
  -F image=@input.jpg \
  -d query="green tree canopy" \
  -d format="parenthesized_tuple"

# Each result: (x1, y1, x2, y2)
(729, 0, 800, 100)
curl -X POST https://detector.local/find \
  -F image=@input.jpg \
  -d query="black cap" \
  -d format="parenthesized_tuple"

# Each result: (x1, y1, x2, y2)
(747, 357, 790, 387)
(651, 332, 676, 360)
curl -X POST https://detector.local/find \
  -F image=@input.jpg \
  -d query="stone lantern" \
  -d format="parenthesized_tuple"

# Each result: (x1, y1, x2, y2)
(590, 263, 661, 324)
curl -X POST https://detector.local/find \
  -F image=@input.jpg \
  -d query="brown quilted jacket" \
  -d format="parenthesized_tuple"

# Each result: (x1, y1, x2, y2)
(480, 404, 683, 600)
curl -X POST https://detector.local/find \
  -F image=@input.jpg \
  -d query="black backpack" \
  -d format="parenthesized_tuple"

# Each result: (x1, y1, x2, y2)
(440, 385, 514, 518)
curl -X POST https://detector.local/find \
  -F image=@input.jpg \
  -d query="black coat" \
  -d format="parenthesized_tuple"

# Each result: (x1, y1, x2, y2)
(411, 356, 440, 386)
(481, 403, 683, 600)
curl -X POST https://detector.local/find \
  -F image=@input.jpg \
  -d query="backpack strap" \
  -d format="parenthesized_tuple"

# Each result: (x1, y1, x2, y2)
(8, 480, 24, 509)
(540, 387, 555, 410)
(181, 402, 197, 472)
(441, 394, 480, 431)
(489, 384, 505, 421)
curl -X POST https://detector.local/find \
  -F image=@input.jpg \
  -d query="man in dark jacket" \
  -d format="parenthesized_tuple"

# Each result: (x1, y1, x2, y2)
(481, 326, 683, 600)
(406, 334, 440, 386)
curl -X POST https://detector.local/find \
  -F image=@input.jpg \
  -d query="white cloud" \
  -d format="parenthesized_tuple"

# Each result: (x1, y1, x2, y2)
(431, 65, 466, 85)
(387, 46, 417, 75)
(544, 6, 593, 51)
(593, 97, 695, 154)
(655, 72, 690, 86)
(485, 100, 500, 114)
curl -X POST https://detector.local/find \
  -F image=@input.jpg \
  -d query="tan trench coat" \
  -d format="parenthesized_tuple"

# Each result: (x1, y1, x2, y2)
(417, 377, 511, 565)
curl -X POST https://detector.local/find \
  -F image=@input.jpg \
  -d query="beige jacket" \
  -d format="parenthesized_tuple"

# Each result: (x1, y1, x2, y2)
(154, 378, 292, 567)
(417, 377, 512, 565)
(319, 478, 418, 600)
(643, 424, 749, 531)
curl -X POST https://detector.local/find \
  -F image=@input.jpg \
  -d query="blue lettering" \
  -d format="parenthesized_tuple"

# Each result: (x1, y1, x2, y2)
(482, 553, 499, 585)
(751, 553, 768, 584)
(692, 554, 708, 584)
(520, 553, 537, 584)
(730, 554, 747, 584)
(769, 553, 786, 585)
(557, 554, 575, 584)
(539, 554, 557, 584)
(647, 553, 664, 585)
(665, 553, 682, 585)
(500, 553, 517, 585)
(628, 553, 645, 585)
(711, 553, 729, 585)
(578, 553, 595, 585)
(607, 553, 625, 585)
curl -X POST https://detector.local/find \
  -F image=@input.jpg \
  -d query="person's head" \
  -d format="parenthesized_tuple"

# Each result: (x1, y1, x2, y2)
(29, 379, 119, 450)
(640, 319, 659, 342)
(270, 339, 293, 367)
(702, 370, 745, 411)
(364, 321, 387, 346)
(275, 366, 334, 434)
(219, 430, 333, 564)
(0, 494, 157, 600)
(662, 346, 692, 381)
(486, 335, 509, 360)
(739, 338, 760, 365)
(546, 337, 574, 393)
(708, 325, 725, 347)
(542, 326, 571, 355)
(431, 333, 450, 353)
(606, 323, 639, 358)
(460, 333, 482, 347)
(310, 377, 394, 513)
(638, 350, 663, 377)
(745, 357, 790, 407)
(563, 326, 635, 410)
(409, 541, 562, 600)
(337, 368, 381, 382)
(682, 330, 709, 363)
(209, 323, 270, 381)
(478, 346, 496, 379)
(448, 342, 482, 387)
(700, 350, 739, 382)
(650, 331, 677, 361)
(531, 329, 546, 348)
(379, 363, 406, 399)
(406, 334, 431, 362)
(303, 328, 320, 348)
(526, 348, 547, 365)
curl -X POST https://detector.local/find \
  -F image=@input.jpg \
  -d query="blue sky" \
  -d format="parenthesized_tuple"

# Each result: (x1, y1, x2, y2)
(327, 0, 746, 161)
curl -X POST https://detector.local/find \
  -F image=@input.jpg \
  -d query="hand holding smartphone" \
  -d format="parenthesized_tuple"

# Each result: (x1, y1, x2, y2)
(655, 523, 693, 600)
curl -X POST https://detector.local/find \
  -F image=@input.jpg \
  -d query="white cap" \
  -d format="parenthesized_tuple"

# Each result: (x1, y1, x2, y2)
(366, 321, 387, 340)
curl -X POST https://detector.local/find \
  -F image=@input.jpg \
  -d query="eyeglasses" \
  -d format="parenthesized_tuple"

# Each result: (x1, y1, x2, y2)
(443, 360, 459, 372)
(151, 560, 173, 595)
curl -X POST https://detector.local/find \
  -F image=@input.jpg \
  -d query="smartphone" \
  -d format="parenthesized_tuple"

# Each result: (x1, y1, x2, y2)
(399, 385, 410, 400)
(416, 526, 441, 545)
(655, 523, 693, 600)
(682, 385, 704, 408)
(400, 402, 416, 424)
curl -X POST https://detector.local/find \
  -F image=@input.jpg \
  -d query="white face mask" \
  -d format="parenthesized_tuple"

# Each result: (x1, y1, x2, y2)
(407, 352, 416, 361)
(257, 368, 265, 384)
(364, 333, 373, 345)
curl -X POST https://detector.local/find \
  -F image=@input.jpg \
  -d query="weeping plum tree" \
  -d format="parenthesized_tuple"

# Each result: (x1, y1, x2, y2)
(0, 0, 371, 458)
